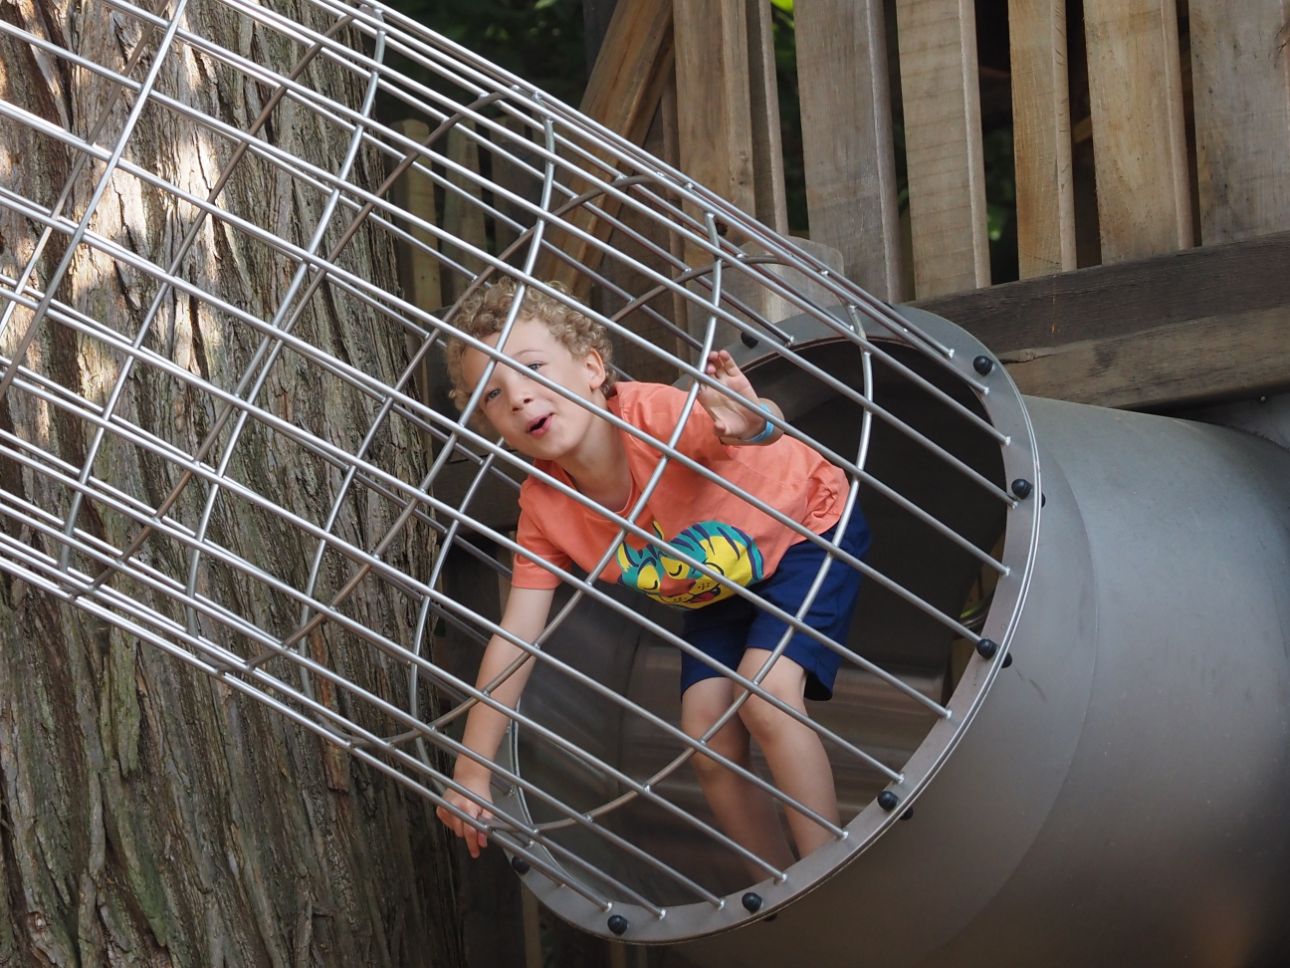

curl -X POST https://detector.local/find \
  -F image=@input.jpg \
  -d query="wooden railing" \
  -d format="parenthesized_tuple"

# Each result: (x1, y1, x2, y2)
(404, 0, 1290, 410)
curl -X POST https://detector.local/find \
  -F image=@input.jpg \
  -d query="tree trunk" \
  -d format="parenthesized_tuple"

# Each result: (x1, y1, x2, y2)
(0, 1, 462, 965)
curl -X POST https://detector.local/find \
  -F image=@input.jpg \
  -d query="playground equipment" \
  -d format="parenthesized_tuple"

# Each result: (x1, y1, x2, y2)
(0, 2, 1286, 964)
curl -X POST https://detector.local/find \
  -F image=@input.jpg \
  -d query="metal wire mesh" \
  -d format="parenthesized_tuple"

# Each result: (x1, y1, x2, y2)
(0, 0, 1038, 941)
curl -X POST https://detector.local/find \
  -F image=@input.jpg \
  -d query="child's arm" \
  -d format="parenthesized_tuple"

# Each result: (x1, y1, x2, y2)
(436, 584, 555, 858)
(700, 349, 784, 445)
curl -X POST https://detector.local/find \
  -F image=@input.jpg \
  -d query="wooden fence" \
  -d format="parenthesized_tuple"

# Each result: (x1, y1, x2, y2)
(398, 6, 1290, 964)
(402, 0, 1290, 411)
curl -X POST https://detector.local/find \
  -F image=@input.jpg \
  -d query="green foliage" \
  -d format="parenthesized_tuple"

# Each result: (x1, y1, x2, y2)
(770, 2, 807, 233)
(394, 0, 588, 105)
(387, 0, 1020, 279)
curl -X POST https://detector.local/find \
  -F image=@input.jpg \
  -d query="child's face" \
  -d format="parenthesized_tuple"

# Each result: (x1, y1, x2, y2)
(460, 315, 607, 461)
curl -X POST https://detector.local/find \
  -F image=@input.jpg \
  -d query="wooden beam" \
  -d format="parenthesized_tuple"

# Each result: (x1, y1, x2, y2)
(795, 0, 904, 299)
(540, 0, 673, 293)
(580, 0, 672, 142)
(1083, 0, 1193, 262)
(998, 305, 1290, 409)
(914, 232, 1290, 408)
(895, 0, 990, 298)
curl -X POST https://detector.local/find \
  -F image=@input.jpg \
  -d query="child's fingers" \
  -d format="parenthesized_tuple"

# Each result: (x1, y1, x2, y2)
(437, 793, 492, 859)
(465, 822, 483, 859)
(705, 349, 735, 376)
(464, 806, 492, 858)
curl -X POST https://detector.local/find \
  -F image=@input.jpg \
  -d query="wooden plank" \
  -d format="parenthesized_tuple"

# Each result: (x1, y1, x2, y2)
(391, 119, 441, 437)
(580, 0, 672, 141)
(746, 0, 788, 233)
(894, 0, 990, 297)
(795, 0, 904, 299)
(671, 2, 757, 344)
(1188, 0, 1290, 245)
(1002, 305, 1290, 408)
(917, 230, 1290, 352)
(442, 122, 487, 303)
(1083, 0, 1193, 262)
(1008, 0, 1076, 277)
(915, 231, 1290, 407)
(540, 0, 673, 293)
(671, 2, 757, 214)
(391, 119, 442, 313)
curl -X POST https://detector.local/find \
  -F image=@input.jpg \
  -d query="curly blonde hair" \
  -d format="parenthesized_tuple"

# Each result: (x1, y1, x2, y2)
(445, 278, 615, 412)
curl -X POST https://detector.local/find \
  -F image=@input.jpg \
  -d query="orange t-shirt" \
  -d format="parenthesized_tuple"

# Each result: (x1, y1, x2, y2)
(511, 382, 846, 608)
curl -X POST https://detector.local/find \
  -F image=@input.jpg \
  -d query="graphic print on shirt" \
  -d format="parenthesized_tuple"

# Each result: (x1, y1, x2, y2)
(615, 520, 765, 608)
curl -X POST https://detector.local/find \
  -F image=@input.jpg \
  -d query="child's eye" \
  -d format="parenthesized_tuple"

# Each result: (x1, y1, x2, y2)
(483, 387, 500, 403)
(527, 362, 543, 372)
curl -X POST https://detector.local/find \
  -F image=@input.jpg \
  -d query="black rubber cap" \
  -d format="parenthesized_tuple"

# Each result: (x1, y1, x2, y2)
(973, 354, 995, 375)
(510, 856, 530, 875)
(742, 892, 764, 913)
(1011, 478, 1034, 499)
(977, 638, 999, 659)
(878, 790, 899, 811)
(607, 914, 629, 936)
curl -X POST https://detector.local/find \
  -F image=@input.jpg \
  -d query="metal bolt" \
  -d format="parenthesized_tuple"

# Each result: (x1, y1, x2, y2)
(510, 855, 530, 875)
(607, 914, 629, 936)
(1011, 478, 1033, 499)
(973, 354, 995, 375)
(977, 638, 999, 659)
(742, 892, 764, 913)
(878, 790, 899, 811)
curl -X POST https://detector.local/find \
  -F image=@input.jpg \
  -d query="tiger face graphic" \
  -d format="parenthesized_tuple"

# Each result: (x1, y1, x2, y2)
(615, 520, 765, 607)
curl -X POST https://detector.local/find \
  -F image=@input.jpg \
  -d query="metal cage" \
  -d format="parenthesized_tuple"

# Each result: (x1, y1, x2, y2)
(1, 2, 1286, 962)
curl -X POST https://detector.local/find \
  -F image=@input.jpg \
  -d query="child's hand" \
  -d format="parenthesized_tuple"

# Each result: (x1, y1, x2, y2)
(700, 350, 772, 442)
(436, 770, 495, 859)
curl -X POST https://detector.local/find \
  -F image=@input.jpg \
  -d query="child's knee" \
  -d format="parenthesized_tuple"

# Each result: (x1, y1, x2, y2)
(688, 724, 750, 786)
(737, 690, 793, 741)
(736, 654, 807, 733)
(681, 700, 749, 775)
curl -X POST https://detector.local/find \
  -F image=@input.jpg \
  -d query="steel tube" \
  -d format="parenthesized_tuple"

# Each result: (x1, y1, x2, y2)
(664, 394, 1290, 965)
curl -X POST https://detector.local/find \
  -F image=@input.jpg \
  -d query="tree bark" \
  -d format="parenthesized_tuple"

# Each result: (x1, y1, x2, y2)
(0, 1, 462, 965)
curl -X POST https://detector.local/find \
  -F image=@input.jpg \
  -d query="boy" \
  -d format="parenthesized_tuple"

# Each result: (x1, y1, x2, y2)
(435, 279, 869, 872)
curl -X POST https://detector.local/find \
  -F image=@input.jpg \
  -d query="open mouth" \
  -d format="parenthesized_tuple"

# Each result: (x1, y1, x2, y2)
(528, 415, 551, 435)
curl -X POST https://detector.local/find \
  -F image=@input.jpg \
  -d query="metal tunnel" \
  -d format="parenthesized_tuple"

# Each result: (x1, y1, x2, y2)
(1, 2, 1287, 964)
(464, 308, 1290, 964)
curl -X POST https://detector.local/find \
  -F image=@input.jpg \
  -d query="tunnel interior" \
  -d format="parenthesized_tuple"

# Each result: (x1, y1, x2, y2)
(502, 333, 1010, 904)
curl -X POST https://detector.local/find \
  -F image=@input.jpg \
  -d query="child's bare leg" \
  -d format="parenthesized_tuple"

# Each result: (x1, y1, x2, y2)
(736, 649, 840, 858)
(680, 677, 795, 875)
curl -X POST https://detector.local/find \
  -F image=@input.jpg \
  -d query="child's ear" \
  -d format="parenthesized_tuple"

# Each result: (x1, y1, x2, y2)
(584, 348, 607, 391)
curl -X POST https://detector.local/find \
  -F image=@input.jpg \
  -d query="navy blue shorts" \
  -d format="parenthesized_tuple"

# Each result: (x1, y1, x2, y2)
(677, 507, 870, 702)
